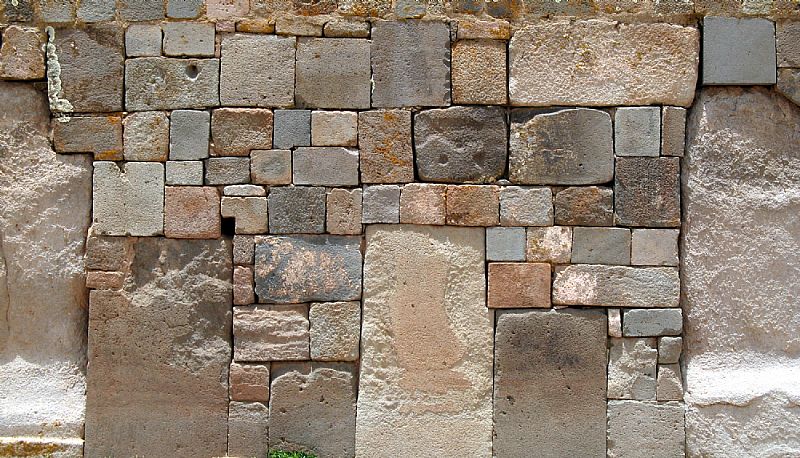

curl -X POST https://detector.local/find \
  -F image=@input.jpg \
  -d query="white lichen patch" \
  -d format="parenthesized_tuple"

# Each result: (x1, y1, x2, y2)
(45, 27, 74, 115)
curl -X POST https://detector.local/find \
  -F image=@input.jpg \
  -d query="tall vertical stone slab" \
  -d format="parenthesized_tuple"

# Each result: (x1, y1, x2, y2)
(357, 225, 492, 456)
(85, 238, 232, 457)
(494, 309, 607, 457)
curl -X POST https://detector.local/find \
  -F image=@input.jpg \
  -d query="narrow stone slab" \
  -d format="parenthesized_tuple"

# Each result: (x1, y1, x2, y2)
(553, 265, 680, 308)
(494, 309, 607, 457)
(357, 225, 492, 456)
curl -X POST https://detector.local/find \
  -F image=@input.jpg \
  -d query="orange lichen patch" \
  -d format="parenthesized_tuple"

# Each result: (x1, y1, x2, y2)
(0, 441, 65, 457)
(94, 149, 123, 161)
(236, 19, 277, 33)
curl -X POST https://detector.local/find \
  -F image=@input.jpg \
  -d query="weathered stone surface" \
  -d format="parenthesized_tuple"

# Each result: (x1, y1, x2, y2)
(358, 225, 492, 456)
(268, 187, 326, 234)
(251, 149, 292, 185)
(571, 227, 631, 265)
(39, 0, 76, 22)
(661, 106, 686, 157)
(85, 233, 132, 272)
(362, 185, 400, 224)
(221, 196, 268, 235)
(220, 34, 295, 107)
(166, 160, 203, 185)
(415, 106, 507, 183)
(488, 262, 550, 308)
(499, 186, 552, 226)
(53, 116, 123, 160)
(527, 226, 572, 263)
(124, 111, 169, 161)
(119, 0, 164, 20)
(324, 19, 370, 38)
(163, 22, 215, 57)
(170, 110, 210, 160)
(207, 0, 249, 17)
(608, 338, 657, 400)
(224, 184, 266, 197)
(86, 270, 125, 290)
(93, 161, 165, 236)
(657, 364, 683, 401)
(553, 265, 680, 307)
(274, 109, 311, 149)
(230, 362, 270, 402)
(554, 186, 614, 226)
(777, 21, 800, 67)
(233, 305, 309, 361)
(293, 147, 359, 186)
(456, 20, 511, 40)
(255, 235, 362, 303)
(310, 301, 360, 361)
(608, 308, 622, 338)
(452, 39, 507, 105)
(494, 309, 607, 457)
(0, 26, 45, 80)
(777, 68, 800, 106)
(227, 401, 269, 458)
(270, 366, 357, 457)
(311, 110, 358, 146)
(125, 24, 162, 57)
(371, 20, 451, 107)
(211, 108, 273, 156)
(167, 0, 203, 18)
(510, 109, 614, 185)
(608, 401, 685, 458)
(326, 188, 362, 235)
(632, 229, 679, 266)
(615, 106, 661, 157)
(659, 336, 682, 364)
(204, 157, 249, 185)
(509, 21, 699, 107)
(233, 266, 254, 306)
(486, 227, 526, 262)
(703, 17, 776, 85)
(164, 186, 221, 239)
(296, 38, 370, 109)
(623, 309, 683, 337)
(359, 109, 414, 184)
(76, 0, 114, 22)
(276, 15, 325, 36)
(446, 185, 499, 226)
(85, 238, 232, 457)
(126, 58, 220, 110)
(233, 234, 255, 265)
(399, 183, 446, 225)
(615, 157, 681, 227)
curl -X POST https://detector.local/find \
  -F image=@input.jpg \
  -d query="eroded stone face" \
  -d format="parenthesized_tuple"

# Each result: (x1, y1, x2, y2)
(553, 265, 680, 308)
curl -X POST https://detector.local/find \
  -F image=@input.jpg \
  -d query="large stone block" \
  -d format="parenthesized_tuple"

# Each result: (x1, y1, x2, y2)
(509, 21, 699, 107)
(357, 225, 492, 456)
(607, 401, 685, 458)
(358, 109, 414, 184)
(494, 309, 607, 457)
(553, 265, 680, 308)
(702, 17, 777, 85)
(296, 38, 370, 109)
(125, 57, 220, 110)
(220, 34, 295, 107)
(615, 157, 681, 227)
(233, 305, 309, 361)
(93, 161, 165, 236)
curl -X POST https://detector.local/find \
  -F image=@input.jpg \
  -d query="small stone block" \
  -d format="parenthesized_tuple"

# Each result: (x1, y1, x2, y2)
(163, 22, 216, 57)
(250, 149, 292, 185)
(293, 147, 359, 186)
(77, 0, 115, 23)
(125, 58, 220, 110)
(310, 301, 361, 361)
(233, 266, 255, 305)
(324, 19, 370, 38)
(615, 107, 661, 157)
(205, 157, 250, 185)
(296, 38, 371, 109)
(221, 196, 269, 234)
(327, 188, 362, 235)
(777, 21, 800, 67)
(527, 226, 572, 264)
(661, 107, 686, 157)
(658, 336, 682, 364)
(167, 0, 204, 18)
(456, 20, 511, 40)
(119, 0, 164, 20)
(657, 364, 683, 401)
(446, 185, 500, 226)
(571, 227, 632, 265)
(40, 0, 76, 23)
(623, 309, 683, 337)
(358, 109, 414, 184)
(452, 39, 507, 105)
(0, 26, 45, 80)
(169, 110, 210, 160)
(165, 161, 203, 185)
(220, 34, 295, 107)
(608, 309, 622, 338)
(703, 17, 777, 85)
(164, 186, 221, 239)
(229, 362, 270, 402)
(486, 227, 526, 262)
(607, 401, 685, 458)
(206, 0, 249, 18)
(273, 110, 311, 149)
(233, 305, 310, 361)
(85, 234, 132, 271)
(211, 108, 273, 156)
(86, 271, 125, 290)
(92, 162, 165, 236)
(778, 68, 800, 105)
(631, 229, 679, 266)
(276, 16, 325, 36)
(362, 185, 401, 224)
(53, 116, 123, 160)
(488, 262, 551, 308)
(615, 157, 680, 228)
(554, 186, 612, 226)
(224, 185, 266, 197)
(268, 187, 326, 234)
(399, 183, 446, 225)
(233, 234, 255, 265)
(124, 111, 169, 161)
(235, 19, 275, 34)
(500, 186, 553, 226)
(311, 111, 358, 146)
(608, 337, 657, 400)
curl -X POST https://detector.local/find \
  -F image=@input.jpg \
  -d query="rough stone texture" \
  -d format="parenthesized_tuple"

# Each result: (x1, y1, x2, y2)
(170, 110, 210, 160)
(362, 185, 401, 224)
(296, 38, 371, 109)
(273, 109, 311, 149)
(777, 68, 800, 106)
(119, 0, 164, 20)
(293, 147, 359, 186)
(500, 186, 553, 226)
(324, 19, 370, 38)
(251, 149, 292, 185)
(0, 26, 45, 80)
(452, 39, 507, 105)
(326, 188, 362, 235)
(510, 109, 614, 185)
(608, 308, 622, 338)
(233, 305, 309, 361)
(607, 401, 685, 458)
(486, 227, 526, 262)
(125, 58, 220, 110)
(233, 265, 255, 305)
(358, 226, 492, 456)
(233, 234, 255, 265)
(494, 309, 607, 457)
(93, 161, 165, 236)
(205, 157, 250, 185)
(164, 186, 221, 239)
(659, 336, 682, 364)
(125, 24, 162, 57)
(661, 106, 686, 157)
(777, 21, 800, 67)
(53, 116, 123, 160)
(80, 0, 114, 22)
(162, 22, 215, 57)
(123, 111, 169, 162)
(631, 229, 679, 266)
(166, 160, 203, 185)
(456, 20, 511, 40)
(623, 309, 683, 337)
(276, 16, 325, 36)
(446, 185, 499, 226)
(571, 227, 631, 265)
(702, 17, 777, 85)
(358, 109, 414, 183)
(85, 233, 133, 272)
(615, 107, 661, 157)
(608, 337, 657, 400)
(207, 0, 249, 18)
(657, 364, 684, 401)
(211, 108, 273, 156)
(488, 262, 550, 308)
(167, 0, 204, 18)
(553, 265, 680, 308)
(85, 238, 232, 457)
(371, 20, 451, 107)
(86, 270, 125, 290)
(268, 187, 326, 234)
(220, 34, 295, 107)
(399, 183, 446, 225)
(527, 226, 572, 263)
(270, 366, 357, 457)
(229, 362, 270, 402)
(554, 186, 614, 226)
(255, 235, 362, 303)
(415, 106, 507, 183)
(509, 21, 699, 107)
(221, 196, 269, 234)
(615, 157, 681, 227)
(311, 111, 358, 146)
(224, 185, 266, 197)
(227, 401, 269, 458)
(310, 301, 360, 361)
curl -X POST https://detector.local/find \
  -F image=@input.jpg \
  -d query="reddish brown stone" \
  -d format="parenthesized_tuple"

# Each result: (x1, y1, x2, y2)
(0, 26, 45, 80)
(53, 116, 123, 160)
(164, 186, 221, 239)
(446, 185, 500, 226)
(488, 262, 551, 308)
(399, 183, 447, 225)
(86, 271, 125, 290)
(229, 362, 269, 402)
(358, 109, 414, 184)
(211, 108, 273, 156)
(233, 266, 255, 305)
(554, 186, 613, 226)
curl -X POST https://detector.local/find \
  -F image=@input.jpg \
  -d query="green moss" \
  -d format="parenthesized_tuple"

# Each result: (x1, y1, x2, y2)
(269, 451, 317, 458)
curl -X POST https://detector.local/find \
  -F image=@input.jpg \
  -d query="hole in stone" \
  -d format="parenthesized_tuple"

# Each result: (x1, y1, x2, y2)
(185, 64, 200, 79)
(221, 217, 236, 237)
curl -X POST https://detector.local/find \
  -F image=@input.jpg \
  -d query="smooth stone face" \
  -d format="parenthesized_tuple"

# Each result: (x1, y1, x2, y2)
(571, 227, 631, 265)
(311, 111, 358, 146)
(211, 108, 273, 156)
(486, 227, 526, 262)
(85, 238, 232, 457)
(499, 186, 553, 226)
(362, 185, 400, 224)
(125, 58, 220, 111)
(527, 226, 572, 263)
(623, 308, 683, 337)
(509, 21, 699, 107)
(119, 0, 164, 20)
(359, 109, 414, 184)
(268, 187, 326, 234)
(415, 106, 507, 183)
(125, 24, 162, 57)
(702, 17, 777, 85)
(124, 111, 169, 161)
(77, 0, 115, 22)
(553, 265, 680, 308)
(510, 109, 613, 185)
(227, 402, 269, 458)
(296, 38, 371, 109)
(615, 106, 661, 157)
(494, 309, 607, 457)
(170, 110, 210, 160)
(615, 157, 681, 227)
(220, 34, 295, 107)
(93, 161, 165, 236)
(233, 305, 310, 361)
(358, 225, 492, 456)
(631, 229, 679, 266)
(309, 301, 361, 361)
(293, 147, 360, 186)
(554, 186, 614, 226)
(608, 338, 657, 400)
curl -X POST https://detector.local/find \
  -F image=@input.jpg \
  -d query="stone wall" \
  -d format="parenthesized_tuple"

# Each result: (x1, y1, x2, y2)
(0, 1, 798, 457)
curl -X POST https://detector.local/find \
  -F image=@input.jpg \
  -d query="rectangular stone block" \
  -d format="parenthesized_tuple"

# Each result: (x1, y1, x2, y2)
(609, 308, 622, 338)
(615, 107, 661, 157)
(0, 26, 45, 80)
(488, 262, 550, 308)
(608, 337, 657, 400)
(162, 22, 215, 57)
(205, 157, 250, 185)
(657, 364, 684, 401)
(632, 229, 679, 266)
(167, 0, 203, 18)
(623, 308, 683, 337)
(658, 336, 682, 364)
(207, 0, 249, 18)
(446, 185, 499, 226)
(229, 362, 269, 402)
(456, 20, 511, 40)
(661, 106, 686, 157)
(358, 109, 414, 184)
(615, 157, 681, 227)
(166, 161, 203, 185)
(224, 185, 265, 197)
(554, 186, 614, 226)
(233, 265, 255, 305)
(220, 34, 295, 107)
(499, 186, 553, 226)
(53, 116, 123, 160)
(296, 38, 370, 109)
(164, 186, 221, 239)
(125, 24, 162, 57)
(76, 0, 113, 21)
(452, 39, 507, 105)
(310, 301, 360, 361)
(86, 270, 125, 290)
(274, 109, 311, 149)
(607, 401, 685, 458)
(362, 185, 400, 224)
(233, 234, 255, 265)
(170, 110, 210, 160)
(527, 226, 572, 263)
(486, 227, 526, 262)
(125, 58, 220, 110)
(93, 161, 165, 236)
(293, 147, 359, 186)
(777, 21, 800, 67)
(553, 265, 680, 308)
(250, 149, 292, 185)
(221, 196, 269, 234)
(119, 0, 164, 20)
(268, 187, 326, 234)
(399, 183, 446, 225)
(233, 305, 309, 361)
(703, 17, 776, 85)
(571, 227, 631, 265)
(275, 16, 325, 36)
(227, 401, 269, 458)
(124, 111, 169, 162)
(324, 19, 370, 38)
(327, 188, 362, 235)
(211, 108, 273, 156)
(311, 110, 358, 146)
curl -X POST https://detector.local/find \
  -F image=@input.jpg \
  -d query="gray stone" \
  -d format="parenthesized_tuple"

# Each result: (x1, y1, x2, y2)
(571, 227, 631, 265)
(221, 196, 269, 234)
(777, 68, 800, 106)
(494, 309, 607, 457)
(255, 235, 362, 303)
(615, 107, 661, 157)
(53, 116, 123, 160)
(703, 17, 776, 85)
(163, 22, 216, 57)
(3, 0, 34, 20)
(661, 106, 686, 157)
(394, 0, 425, 18)
(205, 157, 250, 185)
(527, 226, 572, 263)
(124, 111, 169, 162)
(273, 109, 311, 149)
(358, 109, 414, 184)
(233, 234, 255, 265)
(119, 0, 164, 20)
(499, 186, 553, 226)
(358, 226, 492, 456)
(631, 229, 679, 266)
(170, 110, 210, 160)
(323, 19, 370, 38)
(233, 305, 309, 361)
(296, 38, 371, 109)
(167, 0, 203, 18)
(608, 338, 657, 400)
(554, 186, 614, 226)
(40, 0, 76, 22)
(309, 301, 360, 361)
(311, 110, 358, 146)
(220, 34, 295, 107)
(371, 20, 451, 107)
(85, 238, 231, 457)
(415, 106, 507, 183)
(486, 227, 526, 262)
(166, 161, 203, 185)
(125, 24, 162, 57)
(251, 149, 292, 185)
(93, 161, 165, 236)
(510, 109, 614, 185)
(362, 185, 400, 224)
(224, 185, 266, 197)
(77, 0, 115, 21)
(268, 187, 326, 234)
(326, 188, 362, 235)
(615, 157, 681, 227)
(657, 365, 683, 401)
(227, 402, 269, 458)
(293, 147, 359, 186)
(553, 265, 680, 308)
(777, 21, 800, 67)
(607, 401, 685, 458)
(658, 336, 682, 364)
(623, 309, 683, 337)
(211, 108, 273, 156)
(126, 58, 220, 110)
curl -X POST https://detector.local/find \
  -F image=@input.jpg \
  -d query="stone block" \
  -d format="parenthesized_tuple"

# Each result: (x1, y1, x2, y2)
(229, 362, 270, 402)
(233, 234, 255, 265)
(371, 20, 451, 107)
(86, 271, 125, 290)
(221, 196, 269, 234)
(310, 301, 360, 361)
(254, 235, 362, 303)
(615, 107, 661, 157)
(509, 21, 699, 106)
(571, 227, 632, 265)
(162, 22, 215, 57)
(488, 262, 551, 308)
(661, 106, 686, 157)
(553, 265, 680, 308)
(233, 305, 309, 361)
(205, 157, 250, 185)
(276, 16, 325, 36)
(446, 185, 499, 226)
(296, 38, 370, 109)
(327, 188, 362, 235)
(53, 116, 123, 160)
(224, 185, 266, 197)
(93, 161, 165, 236)
(311, 111, 358, 146)
(220, 34, 295, 107)
(494, 309, 607, 457)
(324, 19, 370, 38)
(415, 106, 507, 183)
(166, 161, 203, 185)
(609, 308, 622, 337)
(615, 157, 681, 227)
(233, 266, 255, 305)
(499, 186, 553, 226)
(0, 26, 45, 80)
(777, 68, 800, 105)
(362, 184, 401, 224)
(268, 187, 326, 234)
(777, 21, 800, 67)
(119, 0, 164, 20)
(207, 0, 249, 18)
(703, 17, 776, 85)
(632, 229, 679, 266)
(164, 186, 221, 239)
(658, 336, 682, 364)
(126, 58, 219, 110)
(358, 109, 414, 184)
(169, 110, 209, 160)
(452, 39, 507, 105)
(623, 308, 683, 337)
(608, 337, 657, 400)
(40, 0, 76, 22)
(607, 401, 685, 458)
(125, 24, 162, 57)
(399, 183, 446, 225)
(510, 108, 613, 185)
(3, 0, 34, 21)
(251, 149, 292, 185)
(293, 147, 359, 186)
(85, 234, 132, 271)
(273, 109, 311, 149)
(456, 20, 511, 40)
(123, 111, 169, 162)
(554, 186, 614, 226)
(486, 227, 526, 262)
(657, 364, 683, 401)
(227, 402, 269, 458)
(211, 108, 273, 156)
(167, 0, 203, 18)
(527, 226, 572, 263)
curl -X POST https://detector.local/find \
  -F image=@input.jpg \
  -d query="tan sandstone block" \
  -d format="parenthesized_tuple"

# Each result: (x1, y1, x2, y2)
(311, 111, 358, 146)
(229, 362, 270, 402)
(309, 301, 361, 361)
(488, 262, 551, 308)
(452, 40, 507, 105)
(164, 186, 221, 239)
(233, 266, 255, 306)
(85, 271, 125, 290)
(399, 183, 446, 225)
(326, 188, 362, 235)
(446, 185, 500, 226)
(233, 305, 310, 362)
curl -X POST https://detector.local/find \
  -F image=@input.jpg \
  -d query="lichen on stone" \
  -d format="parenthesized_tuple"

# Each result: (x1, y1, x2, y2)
(44, 27, 74, 115)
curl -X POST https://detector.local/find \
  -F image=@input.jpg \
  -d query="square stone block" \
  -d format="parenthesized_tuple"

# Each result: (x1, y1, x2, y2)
(446, 185, 500, 226)
(0, 26, 45, 80)
(274, 109, 311, 149)
(221, 196, 269, 234)
(527, 226, 572, 264)
(488, 262, 551, 308)
(358, 109, 414, 184)
(571, 227, 631, 265)
(124, 111, 169, 161)
(615, 157, 680, 227)
(220, 34, 295, 107)
(452, 39, 507, 105)
(164, 186, 221, 239)
(250, 149, 292, 185)
(486, 227, 526, 262)
(362, 185, 401, 224)
(632, 229, 679, 266)
(268, 187, 326, 234)
(309, 301, 361, 361)
(615, 107, 661, 157)
(296, 38, 370, 109)
(53, 116, 123, 160)
(230, 363, 270, 402)
(703, 17, 777, 85)
(233, 305, 309, 361)
(500, 186, 553, 226)
(170, 110, 210, 160)
(607, 401, 685, 458)
(399, 183, 446, 225)
(125, 24, 162, 57)
(93, 161, 165, 236)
